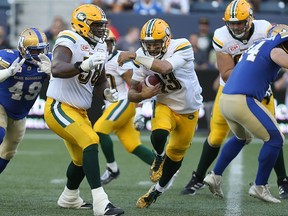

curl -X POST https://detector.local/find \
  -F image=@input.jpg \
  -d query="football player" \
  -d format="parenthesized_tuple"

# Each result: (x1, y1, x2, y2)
(182, 0, 288, 199)
(92, 29, 154, 185)
(0, 28, 51, 174)
(118, 18, 203, 208)
(43, 4, 124, 215)
(204, 24, 288, 203)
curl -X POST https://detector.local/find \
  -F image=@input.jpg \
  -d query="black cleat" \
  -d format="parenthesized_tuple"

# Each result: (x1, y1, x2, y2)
(101, 167, 120, 185)
(278, 177, 288, 199)
(181, 171, 205, 195)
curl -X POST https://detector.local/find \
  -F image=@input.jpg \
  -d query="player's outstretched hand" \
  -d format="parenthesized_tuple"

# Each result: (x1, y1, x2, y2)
(8, 57, 25, 76)
(37, 53, 51, 75)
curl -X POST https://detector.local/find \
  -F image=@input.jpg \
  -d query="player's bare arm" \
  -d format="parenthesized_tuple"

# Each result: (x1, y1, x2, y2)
(216, 51, 235, 82)
(270, 47, 288, 68)
(51, 46, 82, 78)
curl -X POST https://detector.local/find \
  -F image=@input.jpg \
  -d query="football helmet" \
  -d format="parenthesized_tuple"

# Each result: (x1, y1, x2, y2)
(105, 29, 116, 59)
(71, 4, 108, 44)
(267, 24, 288, 53)
(140, 18, 171, 59)
(223, 0, 254, 39)
(17, 28, 49, 64)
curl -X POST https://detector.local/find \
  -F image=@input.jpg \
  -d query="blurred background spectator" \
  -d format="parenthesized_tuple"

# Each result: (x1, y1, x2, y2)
(107, 18, 120, 41)
(163, 0, 190, 15)
(0, 25, 11, 49)
(196, 17, 213, 56)
(133, 0, 163, 15)
(116, 26, 140, 52)
(44, 16, 67, 51)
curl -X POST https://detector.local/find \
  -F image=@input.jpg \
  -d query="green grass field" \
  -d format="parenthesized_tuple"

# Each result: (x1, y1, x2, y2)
(1, 129, 288, 216)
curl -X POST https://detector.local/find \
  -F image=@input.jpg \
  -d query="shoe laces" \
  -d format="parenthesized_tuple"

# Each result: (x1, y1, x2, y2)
(153, 155, 164, 172)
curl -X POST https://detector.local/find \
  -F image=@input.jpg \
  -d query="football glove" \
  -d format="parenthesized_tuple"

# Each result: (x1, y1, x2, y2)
(0, 57, 25, 82)
(37, 53, 51, 75)
(80, 51, 106, 71)
(264, 87, 273, 105)
(104, 88, 118, 103)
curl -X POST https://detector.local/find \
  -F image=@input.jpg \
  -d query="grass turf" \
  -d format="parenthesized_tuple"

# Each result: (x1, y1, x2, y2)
(0, 129, 288, 216)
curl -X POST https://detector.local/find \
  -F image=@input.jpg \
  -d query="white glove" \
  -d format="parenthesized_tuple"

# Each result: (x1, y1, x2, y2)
(8, 57, 25, 76)
(104, 88, 118, 103)
(80, 51, 106, 71)
(134, 107, 145, 131)
(37, 53, 51, 75)
(0, 57, 25, 82)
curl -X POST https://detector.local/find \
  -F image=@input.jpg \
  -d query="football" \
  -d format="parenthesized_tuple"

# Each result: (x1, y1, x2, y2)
(137, 75, 160, 92)
(144, 75, 160, 88)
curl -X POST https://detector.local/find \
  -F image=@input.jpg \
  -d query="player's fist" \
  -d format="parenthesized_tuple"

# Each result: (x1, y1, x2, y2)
(104, 88, 118, 103)
(80, 51, 106, 71)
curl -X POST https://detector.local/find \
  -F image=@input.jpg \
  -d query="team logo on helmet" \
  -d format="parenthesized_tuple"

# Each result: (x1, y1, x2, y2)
(76, 12, 86, 22)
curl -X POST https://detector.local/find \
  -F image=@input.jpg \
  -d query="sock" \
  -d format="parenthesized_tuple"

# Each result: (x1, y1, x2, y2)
(66, 161, 85, 190)
(150, 129, 169, 155)
(214, 136, 245, 175)
(0, 157, 9, 174)
(97, 132, 115, 163)
(83, 144, 101, 189)
(273, 148, 287, 181)
(107, 161, 118, 173)
(196, 138, 220, 177)
(159, 156, 182, 188)
(256, 144, 281, 185)
(132, 145, 154, 165)
(0, 127, 5, 144)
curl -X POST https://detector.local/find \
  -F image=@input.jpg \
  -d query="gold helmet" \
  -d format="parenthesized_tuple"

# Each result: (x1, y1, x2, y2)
(223, 0, 254, 38)
(71, 4, 108, 43)
(140, 18, 171, 59)
(105, 29, 117, 58)
(267, 24, 288, 53)
(267, 24, 288, 37)
(17, 28, 49, 63)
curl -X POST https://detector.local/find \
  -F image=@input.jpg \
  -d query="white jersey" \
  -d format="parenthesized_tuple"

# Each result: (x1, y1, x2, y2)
(132, 38, 203, 114)
(46, 30, 107, 109)
(212, 20, 271, 86)
(106, 50, 133, 100)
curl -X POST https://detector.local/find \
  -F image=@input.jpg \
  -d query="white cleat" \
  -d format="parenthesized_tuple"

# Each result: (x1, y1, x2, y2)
(249, 183, 281, 203)
(203, 171, 224, 198)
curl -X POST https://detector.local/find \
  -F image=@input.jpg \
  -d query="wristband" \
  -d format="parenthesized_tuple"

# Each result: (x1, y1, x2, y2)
(135, 54, 154, 70)
(74, 61, 84, 72)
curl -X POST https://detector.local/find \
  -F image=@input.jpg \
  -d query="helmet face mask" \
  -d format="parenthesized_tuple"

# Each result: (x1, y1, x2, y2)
(140, 18, 171, 59)
(71, 4, 108, 44)
(17, 28, 49, 64)
(223, 0, 254, 39)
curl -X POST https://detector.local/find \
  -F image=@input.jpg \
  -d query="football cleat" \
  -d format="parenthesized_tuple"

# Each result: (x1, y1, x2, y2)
(136, 185, 162, 208)
(277, 177, 288, 199)
(181, 171, 205, 195)
(98, 203, 124, 216)
(101, 167, 120, 185)
(57, 187, 92, 209)
(249, 182, 281, 203)
(203, 171, 224, 198)
(150, 154, 165, 182)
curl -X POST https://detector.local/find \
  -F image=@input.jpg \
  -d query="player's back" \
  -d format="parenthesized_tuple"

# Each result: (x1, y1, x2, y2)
(0, 49, 48, 119)
(223, 34, 286, 101)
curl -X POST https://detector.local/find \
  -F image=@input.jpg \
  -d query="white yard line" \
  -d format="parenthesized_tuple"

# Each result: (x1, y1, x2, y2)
(225, 151, 243, 216)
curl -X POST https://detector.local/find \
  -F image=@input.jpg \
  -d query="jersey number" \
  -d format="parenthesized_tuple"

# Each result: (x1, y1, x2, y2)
(244, 41, 266, 62)
(159, 73, 182, 93)
(8, 81, 42, 100)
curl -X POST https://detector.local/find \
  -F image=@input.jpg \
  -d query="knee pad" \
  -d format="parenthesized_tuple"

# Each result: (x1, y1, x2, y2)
(0, 127, 6, 144)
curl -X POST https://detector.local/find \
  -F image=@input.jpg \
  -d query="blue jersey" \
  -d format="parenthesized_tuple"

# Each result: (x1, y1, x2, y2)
(223, 33, 288, 101)
(0, 49, 50, 119)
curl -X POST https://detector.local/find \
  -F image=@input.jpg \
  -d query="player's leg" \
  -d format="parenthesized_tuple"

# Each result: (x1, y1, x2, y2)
(262, 95, 288, 199)
(44, 97, 124, 214)
(0, 115, 26, 174)
(182, 86, 230, 195)
(137, 107, 199, 208)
